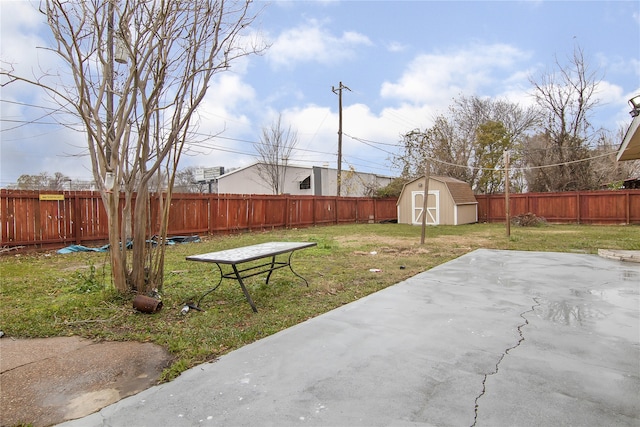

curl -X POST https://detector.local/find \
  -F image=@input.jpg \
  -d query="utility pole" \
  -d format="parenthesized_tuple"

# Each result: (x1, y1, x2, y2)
(420, 157, 431, 245)
(332, 82, 351, 197)
(504, 150, 511, 237)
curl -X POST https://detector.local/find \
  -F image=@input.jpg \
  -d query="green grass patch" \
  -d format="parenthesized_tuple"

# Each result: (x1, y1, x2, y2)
(1, 223, 638, 380)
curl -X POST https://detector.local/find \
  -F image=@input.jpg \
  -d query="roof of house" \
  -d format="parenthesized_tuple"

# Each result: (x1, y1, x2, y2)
(216, 162, 396, 180)
(618, 113, 640, 161)
(398, 175, 477, 205)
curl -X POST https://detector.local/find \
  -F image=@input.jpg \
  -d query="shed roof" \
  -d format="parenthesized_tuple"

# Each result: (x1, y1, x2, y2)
(398, 176, 477, 205)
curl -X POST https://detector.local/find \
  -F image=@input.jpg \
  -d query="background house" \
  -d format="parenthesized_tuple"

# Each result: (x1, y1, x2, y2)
(618, 96, 640, 161)
(397, 176, 478, 225)
(214, 162, 393, 197)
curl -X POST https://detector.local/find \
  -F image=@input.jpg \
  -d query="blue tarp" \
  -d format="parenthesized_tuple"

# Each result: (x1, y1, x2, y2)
(57, 244, 111, 254)
(57, 236, 201, 254)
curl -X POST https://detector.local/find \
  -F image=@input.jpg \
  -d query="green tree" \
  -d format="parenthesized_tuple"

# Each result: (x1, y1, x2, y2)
(475, 121, 510, 194)
(376, 177, 409, 198)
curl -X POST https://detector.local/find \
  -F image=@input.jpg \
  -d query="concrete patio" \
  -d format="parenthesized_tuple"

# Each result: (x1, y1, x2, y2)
(58, 249, 640, 426)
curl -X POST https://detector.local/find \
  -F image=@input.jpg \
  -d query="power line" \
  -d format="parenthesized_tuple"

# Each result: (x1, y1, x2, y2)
(3, 97, 617, 177)
(344, 133, 619, 173)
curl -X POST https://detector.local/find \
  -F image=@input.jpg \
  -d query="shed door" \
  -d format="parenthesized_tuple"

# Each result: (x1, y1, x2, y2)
(412, 190, 439, 225)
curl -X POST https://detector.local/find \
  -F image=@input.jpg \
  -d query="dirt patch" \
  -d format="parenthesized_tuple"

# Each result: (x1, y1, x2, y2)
(0, 336, 173, 427)
(341, 233, 493, 254)
(354, 246, 432, 257)
(336, 234, 415, 247)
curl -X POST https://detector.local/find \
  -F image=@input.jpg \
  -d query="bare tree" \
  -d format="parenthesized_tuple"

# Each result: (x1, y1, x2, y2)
(254, 114, 298, 194)
(174, 166, 207, 193)
(16, 172, 71, 190)
(395, 95, 540, 192)
(2, 1, 265, 294)
(527, 45, 603, 191)
(16, 172, 52, 190)
(592, 128, 640, 189)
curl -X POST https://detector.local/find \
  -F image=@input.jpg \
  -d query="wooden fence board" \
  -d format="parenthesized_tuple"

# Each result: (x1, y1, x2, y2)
(476, 190, 640, 224)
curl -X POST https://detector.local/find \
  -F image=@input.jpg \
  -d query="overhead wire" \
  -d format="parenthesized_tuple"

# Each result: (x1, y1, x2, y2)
(2, 99, 621, 180)
(344, 133, 619, 173)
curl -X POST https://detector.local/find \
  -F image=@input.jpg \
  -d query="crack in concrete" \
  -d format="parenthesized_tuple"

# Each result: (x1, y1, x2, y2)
(471, 297, 540, 427)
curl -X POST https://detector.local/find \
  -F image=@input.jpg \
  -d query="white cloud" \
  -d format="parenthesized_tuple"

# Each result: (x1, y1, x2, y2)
(266, 19, 372, 68)
(380, 44, 532, 108)
(273, 101, 433, 175)
(386, 41, 407, 53)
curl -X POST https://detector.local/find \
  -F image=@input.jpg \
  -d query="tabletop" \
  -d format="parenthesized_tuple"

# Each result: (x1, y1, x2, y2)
(186, 242, 317, 264)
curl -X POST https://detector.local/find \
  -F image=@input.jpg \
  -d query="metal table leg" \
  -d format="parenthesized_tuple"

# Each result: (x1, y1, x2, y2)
(232, 263, 258, 313)
(196, 263, 224, 308)
(287, 251, 310, 286)
(265, 255, 276, 284)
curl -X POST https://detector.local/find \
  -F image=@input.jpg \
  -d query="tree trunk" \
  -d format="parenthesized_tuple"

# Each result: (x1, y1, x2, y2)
(106, 191, 127, 292)
(131, 184, 150, 293)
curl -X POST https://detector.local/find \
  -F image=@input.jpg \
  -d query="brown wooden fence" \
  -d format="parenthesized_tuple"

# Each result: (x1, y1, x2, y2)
(4, 189, 638, 249)
(0, 190, 398, 249)
(476, 190, 640, 225)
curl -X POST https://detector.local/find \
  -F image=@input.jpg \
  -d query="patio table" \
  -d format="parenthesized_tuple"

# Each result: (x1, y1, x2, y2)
(186, 241, 317, 312)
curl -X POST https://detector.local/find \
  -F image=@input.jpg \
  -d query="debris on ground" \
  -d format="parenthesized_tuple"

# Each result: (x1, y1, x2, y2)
(511, 212, 547, 227)
(57, 235, 201, 254)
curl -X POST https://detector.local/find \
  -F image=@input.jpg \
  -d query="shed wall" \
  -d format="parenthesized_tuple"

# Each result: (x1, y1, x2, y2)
(397, 180, 420, 224)
(432, 180, 455, 225)
(456, 204, 478, 225)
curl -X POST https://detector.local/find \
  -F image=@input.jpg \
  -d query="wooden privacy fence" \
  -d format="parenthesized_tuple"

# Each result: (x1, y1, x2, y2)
(476, 190, 640, 225)
(0, 190, 398, 249)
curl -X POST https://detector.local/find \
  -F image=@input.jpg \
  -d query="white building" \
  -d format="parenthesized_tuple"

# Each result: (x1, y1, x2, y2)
(214, 162, 394, 197)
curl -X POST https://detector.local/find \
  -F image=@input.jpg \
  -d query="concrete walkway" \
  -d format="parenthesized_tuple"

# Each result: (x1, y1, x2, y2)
(58, 249, 640, 427)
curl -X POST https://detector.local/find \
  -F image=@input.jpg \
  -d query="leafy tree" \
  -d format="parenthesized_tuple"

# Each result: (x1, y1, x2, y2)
(254, 114, 299, 194)
(2, 1, 265, 294)
(376, 177, 410, 198)
(475, 121, 511, 194)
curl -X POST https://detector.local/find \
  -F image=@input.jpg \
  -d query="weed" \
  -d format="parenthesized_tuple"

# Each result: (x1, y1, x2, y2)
(72, 264, 103, 293)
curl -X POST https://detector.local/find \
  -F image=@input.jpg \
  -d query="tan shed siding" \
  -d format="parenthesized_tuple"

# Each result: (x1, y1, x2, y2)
(397, 180, 421, 224)
(432, 180, 455, 225)
(456, 204, 478, 224)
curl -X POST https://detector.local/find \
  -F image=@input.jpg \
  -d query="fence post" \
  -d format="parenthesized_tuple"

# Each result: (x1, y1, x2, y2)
(485, 195, 489, 222)
(73, 192, 81, 244)
(374, 198, 378, 223)
(626, 191, 630, 225)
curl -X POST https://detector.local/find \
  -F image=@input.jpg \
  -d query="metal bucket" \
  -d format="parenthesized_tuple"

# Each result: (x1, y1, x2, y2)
(132, 294, 163, 313)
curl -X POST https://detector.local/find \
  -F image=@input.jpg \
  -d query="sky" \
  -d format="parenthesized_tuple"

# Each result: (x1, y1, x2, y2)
(1, 0, 639, 187)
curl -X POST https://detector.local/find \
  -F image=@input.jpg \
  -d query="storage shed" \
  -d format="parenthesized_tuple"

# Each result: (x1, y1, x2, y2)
(397, 176, 478, 225)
